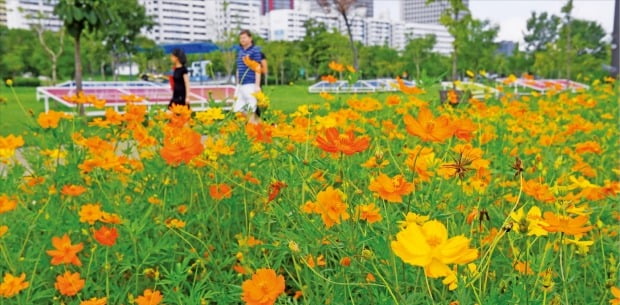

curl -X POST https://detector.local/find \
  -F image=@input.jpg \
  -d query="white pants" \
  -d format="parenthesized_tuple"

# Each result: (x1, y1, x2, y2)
(233, 84, 257, 113)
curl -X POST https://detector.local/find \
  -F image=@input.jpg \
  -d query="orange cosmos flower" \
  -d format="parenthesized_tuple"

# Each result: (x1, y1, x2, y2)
(0, 134, 24, 159)
(321, 75, 338, 83)
(385, 95, 401, 105)
(37, 110, 69, 129)
(346, 65, 356, 73)
(396, 77, 424, 94)
(80, 297, 107, 305)
(446, 90, 459, 104)
(403, 107, 454, 142)
(54, 271, 85, 296)
(355, 203, 382, 223)
(319, 91, 335, 101)
(366, 273, 376, 283)
(135, 289, 163, 305)
(100, 212, 122, 224)
(542, 212, 593, 237)
(245, 122, 274, 143)
(340, 256, 352, 266)
(210, 183, 232, 200)
(574, 141, 602, 154)
(347, 97, 382, 112)
(46, 234, 83, 266)
(160, 127, 204, 166)
(0, 194, 17, 214)
(514, 261, 534, 275)
(166, 104, 192, 128)
(452, 117, 477, 142)
(522, 179, 555, 203)
(241, 268, 285, 305)
(93, 226, 118, 246)
(79, 203, 103, 225)
(243, 55, 262, 74)
(0, 272, 29, 298)
(267, 181, 287, 203)
(368, 173, 414, 203)
(328, 61, 345, 72)
(61, 184, 87, 197)
(611, 286, 620, 305)
(315, 127, 370, 156)
(165, 218, 186, 229)
(313, 187, 350, 228)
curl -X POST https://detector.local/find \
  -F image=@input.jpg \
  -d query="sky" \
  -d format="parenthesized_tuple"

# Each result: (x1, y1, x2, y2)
(374, 0, 616, 43)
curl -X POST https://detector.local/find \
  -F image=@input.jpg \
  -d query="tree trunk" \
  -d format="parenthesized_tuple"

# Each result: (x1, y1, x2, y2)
(100, 62, 105, 80)
(415, 61, 421, 80)
(112, 55, 119, 81)
(565, 23, 571, 79)
(280, 65, 284, 85)
(611, 0, 619, 77)
(341, 12, 359, 69)
(452, 51, 458, 81)
(74, 34, 85, 116)
(51, 58, 57, 84)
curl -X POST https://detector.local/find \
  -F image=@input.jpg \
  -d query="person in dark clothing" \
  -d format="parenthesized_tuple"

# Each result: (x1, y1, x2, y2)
(168, 48, 190, 109)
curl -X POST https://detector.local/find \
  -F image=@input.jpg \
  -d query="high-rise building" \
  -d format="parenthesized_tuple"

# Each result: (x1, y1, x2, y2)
(140, 0, 262, 43)
(262, 0, 294, 14)
(213, 0, 262, 39)
(139, 0, 214, 43)
(4, 0, 61, 31)
(355, 0, 373, 18)
(402, 0, 469, 24)
(366, 19, 392, 46)
(403, 22, 453, 54)
(264, 9, 308, 40)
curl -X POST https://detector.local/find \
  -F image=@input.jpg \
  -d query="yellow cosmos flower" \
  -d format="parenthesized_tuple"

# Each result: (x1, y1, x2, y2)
(509, 206, 548, 236)
(391, 220, 478, 278)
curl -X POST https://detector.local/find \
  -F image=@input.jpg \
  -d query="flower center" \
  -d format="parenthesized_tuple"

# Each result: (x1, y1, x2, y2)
(427, 236, 442, 247)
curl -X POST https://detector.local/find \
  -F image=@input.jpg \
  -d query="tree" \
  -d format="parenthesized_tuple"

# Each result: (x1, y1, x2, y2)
(133, 36, 164, 75)
(100, 0, 154, 80)
(532, 18, 608, 78)
(432, 0, 471, 80)
(458, 19, 499, 74)
(32, 26, 65, 84)
(316, 0, 361, 69)
(263, 41, 288, 85)
(54, 0, 110, 114)
(523, 12, 561, 53)
(82, 31, 110, 79)
(0, 26, 10, 79)
(560, 0, 574, 79)
(25, 10, 66, 84)
(402, 34, 436, 80)
(359, 45, 401, 78)
(300, 19, 331, 79)
(300, 19, 350, 79)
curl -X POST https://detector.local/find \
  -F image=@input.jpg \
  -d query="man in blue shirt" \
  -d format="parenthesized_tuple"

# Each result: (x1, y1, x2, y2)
(234, 29, 262, 123)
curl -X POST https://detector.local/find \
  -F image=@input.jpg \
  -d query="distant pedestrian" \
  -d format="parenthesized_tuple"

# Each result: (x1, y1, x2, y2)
(234, 29, 262, 123)
(168, 48, 190, 109)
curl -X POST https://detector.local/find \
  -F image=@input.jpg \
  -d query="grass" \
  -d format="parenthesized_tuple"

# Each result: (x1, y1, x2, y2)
(0, 86, 45, 136)
(0, 84, 440, 136)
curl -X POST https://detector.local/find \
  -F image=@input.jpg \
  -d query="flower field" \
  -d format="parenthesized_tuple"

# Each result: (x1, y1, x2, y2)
(0, 74, 619, 305)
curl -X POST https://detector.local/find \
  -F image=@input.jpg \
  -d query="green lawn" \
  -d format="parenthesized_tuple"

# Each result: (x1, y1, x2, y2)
(0, 84, 440, 136)
(0, 86, 45, 136)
